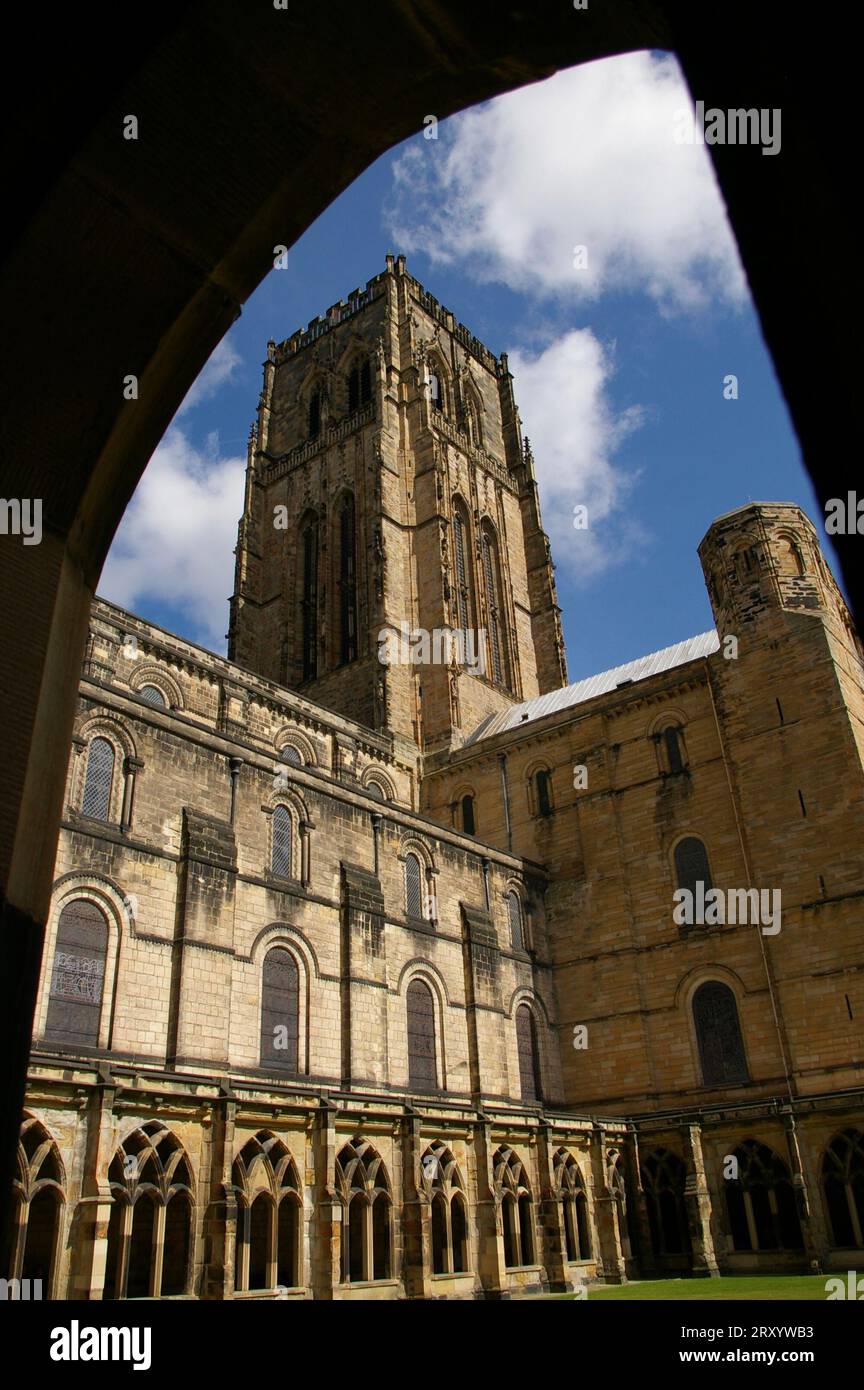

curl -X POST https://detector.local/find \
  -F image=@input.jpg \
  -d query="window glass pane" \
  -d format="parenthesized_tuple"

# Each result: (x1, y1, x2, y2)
(272, 806, 292, 877)
(82, 737, 114, 820)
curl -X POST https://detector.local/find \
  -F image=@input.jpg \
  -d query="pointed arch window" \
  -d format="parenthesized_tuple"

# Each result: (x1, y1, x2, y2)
(822, 1129, 864, 1248)
(641, 1148, 691, 1259)
(44, 899, 109, 1048)
(406, 978, 437, 1092)
(515, 1003, 541, 1103)
(692, 980, 748, 1086)
(422, 1144, 468, 1274)
(481, 525, 510, 689)
(8, 1116, 65, 1298)
(231, 1132, 301, 1293)
(260, 947, 299, 1073)
(724, 1140, 803, 1252)
(300, 517, 319, 680)
(336, 1140, 391, 1283)
(104, 1121, 194, 1299)
(338, 493, 357, 664)
(82, 736, 115, 821)
(452, 504, 474, 635)
(308, 389, 321, 439)
(348, 357, 372, 412)
(674, 836, 712, 898)
(405, 852, 424, 920)
(507, 891, 524, 951)
(554, 1150, 592, 1262)
(494, 1147, 535, 1268)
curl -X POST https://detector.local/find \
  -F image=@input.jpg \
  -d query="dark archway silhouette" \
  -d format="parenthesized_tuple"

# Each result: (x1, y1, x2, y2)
(0, 2, 858, 1259)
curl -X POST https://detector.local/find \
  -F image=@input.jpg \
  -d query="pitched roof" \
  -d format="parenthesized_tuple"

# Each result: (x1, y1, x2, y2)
(465, 630, 720, 745)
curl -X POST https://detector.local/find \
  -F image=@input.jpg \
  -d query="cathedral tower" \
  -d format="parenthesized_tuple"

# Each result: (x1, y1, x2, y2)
(228, 254, 567, 751)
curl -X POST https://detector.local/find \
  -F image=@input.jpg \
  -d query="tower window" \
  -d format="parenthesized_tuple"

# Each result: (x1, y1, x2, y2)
(81, 737, 115, 821)
(429, 372, 440, 408)
(348, 358, 372, 412)
(339, 494, 357, 665)
(308, 390, 321, 439)
(481, 525, 510, 689)
(300, 518, 318, 681)
(453, 506, 474, 635)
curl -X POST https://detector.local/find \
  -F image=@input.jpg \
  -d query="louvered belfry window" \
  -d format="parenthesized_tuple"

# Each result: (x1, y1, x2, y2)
(339, 494, 357, 664)
(271, 805, 293, 878)
(507, 891, 523, 950)
(674, 836, 712, 898)
(405, 852, 423, 919)
(82, 737, 115, 821)
(45, 900, 108, 1046)
(260, 947, 299, 1072)
(301, 520, 318, 680)
(308, 390, 321, 439)
(482, 528, 506, 687)
(516, 1004, 541, 1103)
(453, 509, 471, 633)
(407, 979, 437, 1091)
(693, 981, 748, 1086)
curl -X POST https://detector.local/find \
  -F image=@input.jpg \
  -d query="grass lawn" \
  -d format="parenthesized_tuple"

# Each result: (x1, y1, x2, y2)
(552, 1275, 829, 1300)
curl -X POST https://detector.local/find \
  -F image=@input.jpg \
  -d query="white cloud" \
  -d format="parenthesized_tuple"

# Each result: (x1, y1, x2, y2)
(509, 331, 647, 581)
(176, 337, 242, 416)
(100, 426, 245, 650)
(387, 51, 747, 311)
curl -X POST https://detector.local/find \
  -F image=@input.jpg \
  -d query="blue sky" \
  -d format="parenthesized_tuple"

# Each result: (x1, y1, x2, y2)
(101, 50, 825, 685)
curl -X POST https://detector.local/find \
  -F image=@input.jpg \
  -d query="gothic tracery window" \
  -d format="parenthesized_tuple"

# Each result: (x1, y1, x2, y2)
(554, 1150, 591, 1262)
(822, 1129, 864, 1248)
(406, 978, 437, 1092)
(452, 503, 475, 636)
(348, 357, 371, 412)
(44, 899, 109, 1048)
(724, 1140, 803, 1252)
(641, 1148, 691, 1259)
(494, 1146, 535, 1268)
(338, 493, 357, 665)
(336, 1140, 392, 1283)
(422, 1143, 468, 1275)
(104, 1122, 194, 1299)
(8, 1116, 65, 1298)
(232, 1132, 301, 1292)
(260, 947, 299, 1073)
(481, 524, 510, 689)
(308, 389, 321, 439)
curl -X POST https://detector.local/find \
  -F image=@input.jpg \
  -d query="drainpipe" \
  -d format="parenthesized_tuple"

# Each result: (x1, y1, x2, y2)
(498, 752, 512, 852)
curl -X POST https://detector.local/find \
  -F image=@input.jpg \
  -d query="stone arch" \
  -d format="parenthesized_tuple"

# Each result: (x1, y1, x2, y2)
(231, 1131, 302, 1292)
(274, 726, 317, 768)
(104, 1120, 195, 1299)
(8, 1114, 66, 1299)
(553, 1148, 592, 1263)
(335, 1138, 392, 1284)
(420, 1142, 469, 1275)
(127, 663, 183, 710)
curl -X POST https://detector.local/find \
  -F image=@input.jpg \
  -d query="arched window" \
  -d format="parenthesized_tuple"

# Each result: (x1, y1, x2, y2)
(641, 1149, 691, 1260)
(308, 389, 321, 439)
(279, 743, 302, 768)
(535, 768, 553, 817)
(270, 805, 293, 879)
(460, 793, 476, 835)
(338, 493, 357, 664)
(336, 1140, 391, 1283)
(104, 1121, 194, 1299)
(82, 736, 115, 821)
(348, 357, 372, 412)
(692, 980, 748, 1086)
(452, 504, 475, 635)
(554, 1150, 591, 1263)
(421, 1143, 468, 1274)
(822, 1130, 864, 1248)
(260, 947, 299, 1073)
(662, 725, 685, 775)
(724, 1140, 803, 1252)
(404, 851, 424, 919)
(674, 836, 712, 898)
(44, 899, 109, 1048)
(406, 978, 437, 1092)
(300, 516, 319, 680)
(428, 370, 444, 414)
(494, 1146, 534, 1269)
(138, 684, 167, 709)
(515, 1003, 541, 1103)
(481, 525, 510, 689)
(8, 1116, 65, 1299)
(231, 1132, 301, 1293)
(507, 891, 524, 951)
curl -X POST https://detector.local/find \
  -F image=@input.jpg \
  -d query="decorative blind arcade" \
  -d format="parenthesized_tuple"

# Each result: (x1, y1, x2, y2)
(82, 737, 115, 820)
(406, 980, 437, 1091)
(45, 900, 108, 1046)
